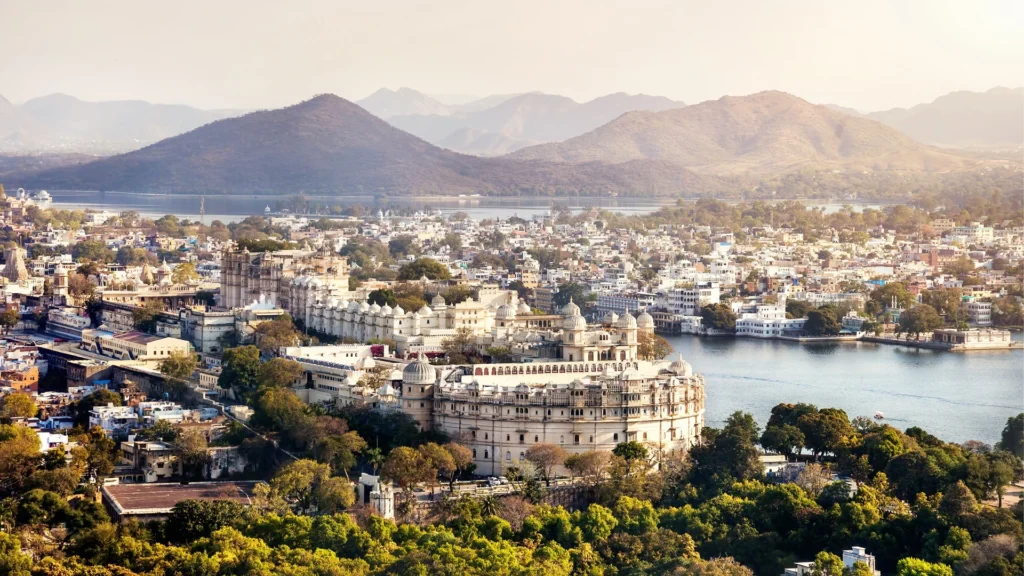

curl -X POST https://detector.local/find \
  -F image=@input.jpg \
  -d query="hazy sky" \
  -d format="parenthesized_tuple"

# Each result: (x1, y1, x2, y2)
(2, 0, 1021, 111)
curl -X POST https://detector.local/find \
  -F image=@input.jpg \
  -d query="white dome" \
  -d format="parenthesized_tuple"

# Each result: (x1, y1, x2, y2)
(637, 309, 654, 329)
(393, 304, 405, 316)
(601, 365, 616, 378)
(669, 353, 693, 377)
(496, 304, 517, 320)
(359, 301, 370, 312)
(561, 298, 581, 316)
(381, 304, 393, 315)
(360, 357, 377, 369)
(618, 311, 637, 330)
(377, 383, 397, 396)
(620, 366, 644, 381)
(431, 294, 447, 307)
(417, 305, 432, 315)
(563, 314, 587, 331)
(348, 301, 361, 312)
(517, 301, 532, 314)
(403, 354, 436, 384)
(603, 311, 619, 325)
(370, 302, 382, 313)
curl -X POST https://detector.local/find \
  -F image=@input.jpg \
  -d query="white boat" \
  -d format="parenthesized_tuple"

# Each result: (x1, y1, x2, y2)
(873, 411, 885, 420)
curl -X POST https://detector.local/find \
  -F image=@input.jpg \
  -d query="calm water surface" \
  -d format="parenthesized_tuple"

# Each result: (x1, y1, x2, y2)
(666, 335, 1023, 445)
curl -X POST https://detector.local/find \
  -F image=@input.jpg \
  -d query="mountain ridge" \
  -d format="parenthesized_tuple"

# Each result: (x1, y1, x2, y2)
(509, 91, 977, 173)
(11, 93, 725, 196)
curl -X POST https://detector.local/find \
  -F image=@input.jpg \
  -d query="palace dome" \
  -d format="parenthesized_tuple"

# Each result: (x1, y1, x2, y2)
(380, 303, 393, 315)
(431, 294, 447, 307)
(561, 298, 581, 317)
(669, 353, 693, 378)
(392, 304, 405, 316)
(496, 303, 517, 320)
(517, 301, 532, 315)
(403, 354, 436, 384)
(637, 310, 654, 329)
(563, 314, 587, 331)
(603, 311, 619, 324)
(618, 311, 637, 330)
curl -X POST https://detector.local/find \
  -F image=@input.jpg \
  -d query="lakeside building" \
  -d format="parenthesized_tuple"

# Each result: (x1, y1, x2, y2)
(663, 282, 721, 316)
(220, 245, 349, 310)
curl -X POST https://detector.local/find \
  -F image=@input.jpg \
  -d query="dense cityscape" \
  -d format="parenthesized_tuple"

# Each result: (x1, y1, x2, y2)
(0, 180, 1017, 574)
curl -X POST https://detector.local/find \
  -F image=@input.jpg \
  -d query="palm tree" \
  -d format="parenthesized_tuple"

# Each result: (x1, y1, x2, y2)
(366, 447, 385, 474)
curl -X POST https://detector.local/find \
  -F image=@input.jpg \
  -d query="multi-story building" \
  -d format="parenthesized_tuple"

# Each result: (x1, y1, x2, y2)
(735, 302, 806, 338)
(415, 352, 705, 476)
(665, 282, 720, 316)
(952, 222, 994, 244)
(46, 307, 92, 340)
(220, 245, 349, 310)
(82, 330, 193, 363)
(962, 300, 992, 326)
(595, 292, 656, 317)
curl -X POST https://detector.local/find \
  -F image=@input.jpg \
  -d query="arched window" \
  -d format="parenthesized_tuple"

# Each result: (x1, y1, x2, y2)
(472, 449, 477, 457)
(484, 450, 489, 459)
(519, 434, 524, 443)
(505, 451, 511, 461)
(534, 435, 539, 442)
(506, 434, 510, 441)
(643, 432, 648, 441)
(613, 433, 619, 441)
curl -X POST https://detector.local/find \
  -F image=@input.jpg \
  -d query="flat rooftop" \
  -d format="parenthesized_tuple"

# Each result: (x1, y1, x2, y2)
(102, 480, 261, 517)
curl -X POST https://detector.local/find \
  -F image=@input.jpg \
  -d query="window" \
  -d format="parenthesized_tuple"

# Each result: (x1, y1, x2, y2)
(534, 435, 538, 442)
(519, 434, 524, 444)
(613, 433, 619, 441)
(484, 450, 489, 459)
(472, 449, 477, 457)
(506, 434, 510, 441)
(574, 435, 580, 445)
(505, 451, 511, 461)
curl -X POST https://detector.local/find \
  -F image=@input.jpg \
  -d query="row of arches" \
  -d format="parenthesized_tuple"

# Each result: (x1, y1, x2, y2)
(474, 361, 640, 377)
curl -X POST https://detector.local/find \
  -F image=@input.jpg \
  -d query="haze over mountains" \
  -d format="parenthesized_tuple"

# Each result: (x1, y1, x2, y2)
(828, 87, 1023, 149)
(3, 86, 1020, 198)
(510, 91, 975, 173)
(14, 94, 721, 196)
(357, 88, 686, 155)
(0, 93, 242, 154)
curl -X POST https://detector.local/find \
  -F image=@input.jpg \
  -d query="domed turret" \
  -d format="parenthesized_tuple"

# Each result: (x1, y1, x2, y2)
(431, 294, 447, 308)
(380, 303, 393, 315)
(517, 301, 532, 315)
(617, 308, 637, 330)
(370, 302, 382, 313)
(563, 314, 587, 331)
(496, 303, 517, 320)
(561, 297, 581, 317)
(637, 309, 654, 330)
(603, 311, 619, 325)
(392, 304, 405, 316)
(669, 353, 693, 378)
(403, 354, 436, 385)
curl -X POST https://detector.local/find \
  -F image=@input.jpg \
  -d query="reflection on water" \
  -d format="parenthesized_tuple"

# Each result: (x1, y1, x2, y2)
(665, 334, 1023, 444)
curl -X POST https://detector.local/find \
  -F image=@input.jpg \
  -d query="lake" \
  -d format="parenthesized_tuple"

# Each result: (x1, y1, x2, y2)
(46, 190, 892, 223)
(667, 334, 1024, 445)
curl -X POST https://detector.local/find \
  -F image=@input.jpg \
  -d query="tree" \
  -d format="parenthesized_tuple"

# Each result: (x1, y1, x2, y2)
(258, 358, 304, 388)
(270, 459, 352, 514)
(0, 309, 19, 334)
(444, 443, 474, 488)
(440, 327, 476, 364)
(553, 282, 588, 310)
(0, 424, 42, 496)
(219, 345, 262, 396)
(798, 408, 852, 459)
(786, 300, 813, 319)
(920, 287, 963, 321)
(700, 303, 737, 331)
(313, 429, 367, 480)
(254, 314, 301, 356)
(525, 443, 568, 485)
(943, 256, 977, 280)
(159, 350, 198, 398)
(0, 392, 37, 419)
(387, 235, 417, 258)
(898, 304, 944, 340)
(760, 424, 805, 458)
(367, 288, 397, 307)
(417, 442, 454, 494)
(995, 413, 1023, 459)
(171, 262, 199, 284)
(71, 239, 114, 263)
(397, 258, 450, 281)
(67, 273, 96, 298)
(131, 299, 164, 332)
(804, 307, 841, 336)
(71, 389, 122, 429)
(637, 332, 672, 360)
(175, 429, 211, 479)
(164, 500, 246, 544)
(866, 282, 914, 316)
(810, 551, 844, 576)
(381, 446, 429, 501)
(895, 558, 953, 576)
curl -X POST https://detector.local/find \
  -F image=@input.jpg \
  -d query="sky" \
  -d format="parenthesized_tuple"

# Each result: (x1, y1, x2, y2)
(1, 0, 1021, 111)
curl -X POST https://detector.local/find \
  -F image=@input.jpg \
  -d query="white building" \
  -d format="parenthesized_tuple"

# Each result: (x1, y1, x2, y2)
(665, 282, 720, 316)
(89, 404, 141, 437)
(735, 303, 806, 338)
(842, 547, 880, 576)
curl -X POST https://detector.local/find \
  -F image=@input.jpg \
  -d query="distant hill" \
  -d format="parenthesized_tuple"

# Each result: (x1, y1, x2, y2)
(510, 91, 975, 173)
(12, 94, 724, 196)
(863, 87, 1022, 149)
(356, 88, 452, 119)
(386, 92, 686, 155)
(0, 93, 242, 153)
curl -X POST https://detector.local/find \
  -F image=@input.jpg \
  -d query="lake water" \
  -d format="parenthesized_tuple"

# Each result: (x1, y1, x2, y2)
(47, 190, 890, 223)
(667, 335, 1024, 445)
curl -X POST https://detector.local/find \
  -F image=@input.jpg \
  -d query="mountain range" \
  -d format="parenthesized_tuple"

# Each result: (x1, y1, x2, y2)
(12, 94, 723, 196)
(828, 87, 1022, 149)
(0, 94, 242, 153)
(358, 89, 686, 155)
(509, 91, 974, 173)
